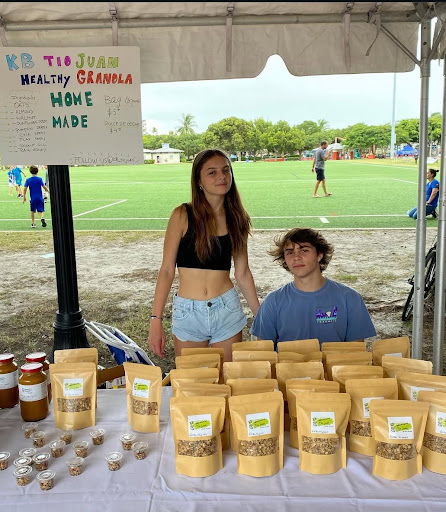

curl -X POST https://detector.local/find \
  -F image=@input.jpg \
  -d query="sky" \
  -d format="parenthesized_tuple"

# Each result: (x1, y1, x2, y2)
(140, 54, 444, 135)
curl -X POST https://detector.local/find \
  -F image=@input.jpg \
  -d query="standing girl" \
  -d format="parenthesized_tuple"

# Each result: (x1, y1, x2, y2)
(148, 149, 259, 361)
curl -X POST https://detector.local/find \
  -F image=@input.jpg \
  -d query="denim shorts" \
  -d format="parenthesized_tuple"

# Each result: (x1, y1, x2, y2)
(171, 287, 247, 344)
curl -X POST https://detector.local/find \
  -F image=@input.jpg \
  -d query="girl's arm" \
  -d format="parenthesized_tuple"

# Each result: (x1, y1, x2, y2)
(233, 242, 260, 316)
(148, 205, 186, 358)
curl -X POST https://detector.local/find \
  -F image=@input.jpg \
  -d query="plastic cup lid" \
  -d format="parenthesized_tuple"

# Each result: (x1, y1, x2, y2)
(32, 430, 45, 438)
(22, 422, 38, 431)
(120, 434, 135, 442)
(13, 456, 32, 467)
(33, 453, 50, 462)
(37, 470, 55, 480)
(50, 440, 66, 448)
(105, 452, 122, 462)
(14, 466, 32, 477)
(67, 456, 84, 466)
(0, 452, 10, 461)
(90, 428, 105, 436)
(74, 441, 89, 448)
(19, 448, 36, 458)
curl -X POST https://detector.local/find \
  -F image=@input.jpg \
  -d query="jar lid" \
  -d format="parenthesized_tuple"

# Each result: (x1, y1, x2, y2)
(25, 352, 47, 362)
(0, 353, 14, 364)
(0, 452, 10, 461)
(37, 470, 55, 481)
(120, 434, 136, 442)
(19, 448, 36, 458)
(13, 465, 32, 477)
(105, 451, 122, 462)
(20, 362, 43, 373)
(67, 456, 84, 466)
(13, 456, 32, 467)
(33, 452, 50, 463)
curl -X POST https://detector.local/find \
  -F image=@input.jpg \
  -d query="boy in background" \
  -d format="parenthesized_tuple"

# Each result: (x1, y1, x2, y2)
(7, 167, 15, 196)
(23, 165, 49, 228)
(11, 165, 26, 198)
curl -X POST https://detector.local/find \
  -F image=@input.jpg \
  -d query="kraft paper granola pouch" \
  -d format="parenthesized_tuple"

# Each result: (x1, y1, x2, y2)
(223, 361, 271, 384)
(332, 365, 383, 393)
(324, 352, 373, 381)
(232, 340, 274, 352)
(369, 399, 429, 480)
(226, 378, 279, 451)
(278, 352, 306, 363)
(417, 390, 446, 474)
(54, 348, 98, 407)
(232, 351, 278, 378)
(276, 339, 320, 354)
(176, 383, 231, 451)
(276, 362, 324, 396)
(180, 347, 225, 383)
(170, 368, 219, 397)
(381, 356, 433, 378)
(229, 391, 284, 477)
(287, 381, 340, 449)
(170, 396, 226, 477)
(50, 362, 96, 430)
(175, 354, 220, 372)
(345, 378, 398, 456)
(321, 341, 367, 352)
(123, 363, 162, 433)
(396, 371, 446, 401)
(371, 336, 410, 366)
(295, 392, 351, 474)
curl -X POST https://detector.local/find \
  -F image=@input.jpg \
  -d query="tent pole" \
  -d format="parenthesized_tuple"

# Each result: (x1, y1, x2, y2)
(47, 164, 89, 362)
(432, 55, 446, 375)
(412, 20, 431, 360)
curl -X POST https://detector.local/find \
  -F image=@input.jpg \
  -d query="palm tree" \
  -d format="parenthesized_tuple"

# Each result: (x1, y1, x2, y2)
(176, 113, 197, 135)
(316, 119, 329, 131)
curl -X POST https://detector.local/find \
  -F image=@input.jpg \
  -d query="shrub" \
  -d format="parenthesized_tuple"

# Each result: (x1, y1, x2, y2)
(145, 159, 155, 165)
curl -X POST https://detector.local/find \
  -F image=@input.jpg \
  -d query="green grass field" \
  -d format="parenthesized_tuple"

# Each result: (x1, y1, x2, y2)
(0, 159, 440, 231)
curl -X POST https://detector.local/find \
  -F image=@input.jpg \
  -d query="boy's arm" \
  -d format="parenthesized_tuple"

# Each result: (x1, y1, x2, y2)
(43, 185, 50, 193)
(22, 186, 28, 203)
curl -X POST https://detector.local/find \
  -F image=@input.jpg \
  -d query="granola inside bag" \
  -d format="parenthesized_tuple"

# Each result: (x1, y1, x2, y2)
(371, 336, 410, 366)
(229, 392, 284, 477)
(417, 390, 446, 474)
(232, 340, 274, 352)
(369, 399, 429, 480)
(276, 339, 320, 354)
(123, 363, 162, 432)
(381, 356, 432, 378)
(287, 381, 340, 449)
(331, 365, 383, 393)
(324, 351, 372, 381)
(345, 378, 398, 456)
(170, 368, 219, 397)
(396, 371, 446, 401)
(170, 396, 226, 477)
(223, 361, 271, 383)
(295, 392, 351, 474)
(49, 362, 96, 430)
(176, 383, 231, 450)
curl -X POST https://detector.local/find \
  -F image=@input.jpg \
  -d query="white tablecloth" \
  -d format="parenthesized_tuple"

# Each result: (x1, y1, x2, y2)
(1, 388, 446, 512)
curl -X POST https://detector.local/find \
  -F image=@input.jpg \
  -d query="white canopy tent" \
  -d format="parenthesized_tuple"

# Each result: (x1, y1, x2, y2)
(0, 2, 445, 371)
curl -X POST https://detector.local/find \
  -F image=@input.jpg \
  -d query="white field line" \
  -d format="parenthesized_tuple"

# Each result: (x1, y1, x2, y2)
(320, 217, 330, 223)
(391, 178, 417, 185)
(73, 199, 128, 218)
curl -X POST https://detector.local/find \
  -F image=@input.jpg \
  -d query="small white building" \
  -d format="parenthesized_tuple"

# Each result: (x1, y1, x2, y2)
(143, 143, 184, 164)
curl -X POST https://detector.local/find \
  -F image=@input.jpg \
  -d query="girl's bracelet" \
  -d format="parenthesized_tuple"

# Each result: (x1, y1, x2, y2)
(150, 315, 164, 321)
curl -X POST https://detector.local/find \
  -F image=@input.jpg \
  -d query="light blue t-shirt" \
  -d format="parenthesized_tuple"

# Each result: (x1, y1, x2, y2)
(313, 148, 326, 170)
(250, 278, 376, 349)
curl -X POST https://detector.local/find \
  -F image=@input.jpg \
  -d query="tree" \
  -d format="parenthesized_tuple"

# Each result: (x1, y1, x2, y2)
(176, 113, 197, 136)
(316, 119, 329, 131)
(428, 113, 442, 144)
(203, 117, 251, 155)
(176, 132, 203, 160)
(396, 118, 419, 143)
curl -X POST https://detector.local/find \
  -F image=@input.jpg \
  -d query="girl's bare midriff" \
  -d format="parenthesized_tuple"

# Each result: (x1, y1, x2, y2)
(178, 268, 233, 300)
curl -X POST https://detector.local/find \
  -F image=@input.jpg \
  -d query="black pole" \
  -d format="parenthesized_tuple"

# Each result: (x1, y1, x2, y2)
(47, 165, 89, 362)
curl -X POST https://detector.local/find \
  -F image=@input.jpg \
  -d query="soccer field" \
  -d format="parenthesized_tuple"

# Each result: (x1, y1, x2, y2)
(0, 160, 437, 231)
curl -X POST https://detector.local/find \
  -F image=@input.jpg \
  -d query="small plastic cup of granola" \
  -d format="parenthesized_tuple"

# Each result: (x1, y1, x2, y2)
(132, 442, 148, 460)
(19, 447, 36, 461)
(0, 452, 10, 470)
(13, 456, 32, 468)
(120, 433, 136, 451)
(37, 470, 55, 491)
(90, 428, 106, 446)
(73, 441, 89, 458)
(22, 422, 38, 439)
(31, 430, 46, 448)
(13, 465, 32, 486)
(57, 428, 73, 444)
(49, 439, 66, 458)
(33, 452, 50, 471)
(105, 451, 122, 471)
(67, 456, 84, 476)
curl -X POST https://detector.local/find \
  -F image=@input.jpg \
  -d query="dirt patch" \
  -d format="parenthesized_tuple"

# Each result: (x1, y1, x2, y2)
(0, 229, 440, 374)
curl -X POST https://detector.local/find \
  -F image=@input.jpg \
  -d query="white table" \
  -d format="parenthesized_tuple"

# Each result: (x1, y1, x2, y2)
(1, 388, 446, 512)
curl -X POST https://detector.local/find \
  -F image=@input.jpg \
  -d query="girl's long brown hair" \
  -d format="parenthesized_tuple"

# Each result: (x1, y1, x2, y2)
(190, 149, 252, 263)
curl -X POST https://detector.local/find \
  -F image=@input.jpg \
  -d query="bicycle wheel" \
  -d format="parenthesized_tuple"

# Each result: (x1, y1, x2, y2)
(402, 284, 414, 321)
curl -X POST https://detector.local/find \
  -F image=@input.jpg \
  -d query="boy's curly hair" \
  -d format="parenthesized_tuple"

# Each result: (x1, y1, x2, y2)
(268, 227, 334, 272)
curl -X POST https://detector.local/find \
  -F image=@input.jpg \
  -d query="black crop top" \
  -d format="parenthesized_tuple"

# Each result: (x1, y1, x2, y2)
(176, 203, 232, 270)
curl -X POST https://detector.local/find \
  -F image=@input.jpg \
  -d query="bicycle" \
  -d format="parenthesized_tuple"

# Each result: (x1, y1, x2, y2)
(401, 237, 437, 321)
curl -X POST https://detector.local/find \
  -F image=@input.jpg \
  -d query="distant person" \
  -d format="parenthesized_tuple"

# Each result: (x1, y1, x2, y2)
(156, 156, 160, 164)
(414, 154, 419, 164)
(41, 165, 49, 202)
(147, 148, 260, 362)
(407, 168, 439, 220)
(250, 227, 376, 349)
(7, 167, 15, 196)
(23, 165, 49, 228)
(11, 165, 26, 198)
(312, 141, 333, 197)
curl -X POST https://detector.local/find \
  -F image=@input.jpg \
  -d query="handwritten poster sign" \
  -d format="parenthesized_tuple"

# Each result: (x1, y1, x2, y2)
(0, 47, 143, 166)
